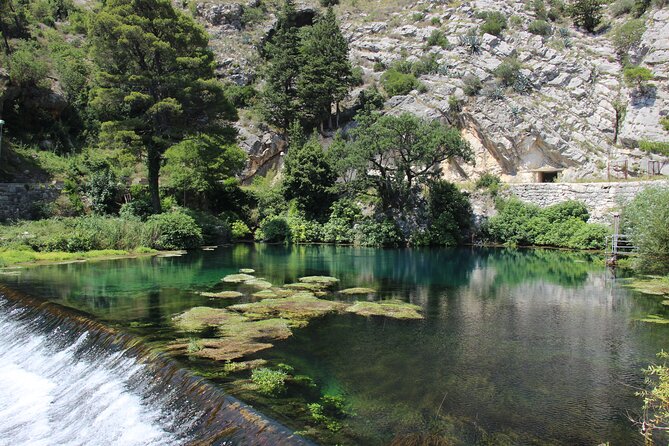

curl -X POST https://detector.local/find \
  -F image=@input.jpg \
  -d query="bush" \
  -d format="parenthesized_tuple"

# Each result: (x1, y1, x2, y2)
(251, 368, 288, 396)
(256, 216, 290, 243)
(622, 186, 669, 273)
(231, 220, 251, 240)
(380, 69, 420, 96)
(509, 15, 524, 27)
(568, 223, 609, 249)
(480, 11, 508, 36)
(355, 218, 404, 247)
(542, 200, 589, 223)
(287, 211, 323, 243)
(463, 74, 483, 96)
(357, 85, 385, 111)
(225, 84, 258, 108)
(322, 199, 362, 244)
(569, 0, 603, 32)
(351, 66, 365, 86)
(8, 41, 49, 87)
(459, 32, 482, 54)
(494, 57, 523, 86)
(528, 19, 552, 35)
(373, 60, 386, 72)
(427, 30, 450, 48)
(610, 0, 635, 16)
(611, 19, 646, 61)
(661, 117, 669, 133)
(145, 212, 203, 250)
(184, 209, 230, 245)
(475, 173, 501, 190)
(624, 65, 654, 92)
(87, 168, 119, 215)
(427, 180, 472, 246)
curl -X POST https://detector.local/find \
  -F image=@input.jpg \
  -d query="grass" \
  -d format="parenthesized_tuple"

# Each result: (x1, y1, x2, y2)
(0, 248, 158, 267)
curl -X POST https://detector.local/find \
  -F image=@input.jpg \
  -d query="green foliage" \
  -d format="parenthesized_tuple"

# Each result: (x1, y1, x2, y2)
(463, 74, 483, 96)
(487, 198, 608, 249)
(282, 137, 336, 220)
(322, 199, 362, 244)
(622, 186, 669, 273)
(251, 368, 288, 396)
(241, 6, 265, 26)
(249, 175, 288, 221)
(426, 180, 472, 246)
(528, 19, 552, 35)
(257, 216, 291, 243)
(639, 140, 669, 156)
(611, 19, 646, 61)
(357, 85, 385, 111)
(380, 69, 421, 96)
(509, 15, 524, 27)
(475, 173, 501, 190)
(7, 41, 49, 87)
(494, 58, 523, 87)
(661, 117, 669, 132)
(87, 168, 119, 215)
(145, 212, 203, 250)
(351, 66, 365, 87)
(331, 112, 472, 217)
(610, 0, 635, 16)
(459, 31, 482, 54)
(231, 220, 251, 240)
(319, 0, 339, 5)
(286, 210, 323, 243)
(624, 65, 654, 92)
(225, 84, 258, 108)
(427, 30, 450, 48)
(308, 394, 350, 432)
(373, 60, 386, 72)
(356, 218, 404, 247)
(479, 11, 508, 36)
(90, 0, 237, 213)
(568, 0, 603, 32)
(637, 350, 669, 442)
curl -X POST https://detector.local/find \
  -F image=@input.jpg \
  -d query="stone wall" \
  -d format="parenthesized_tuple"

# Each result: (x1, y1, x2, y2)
(504, 180, 669, 224)
(0, 183, 62, 222)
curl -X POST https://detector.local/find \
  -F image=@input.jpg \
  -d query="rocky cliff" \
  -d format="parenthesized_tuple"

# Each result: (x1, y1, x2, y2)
(193, 0, 669, 183)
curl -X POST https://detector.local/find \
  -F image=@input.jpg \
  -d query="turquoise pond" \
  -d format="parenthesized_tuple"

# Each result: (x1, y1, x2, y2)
(2, 245, 668, 445)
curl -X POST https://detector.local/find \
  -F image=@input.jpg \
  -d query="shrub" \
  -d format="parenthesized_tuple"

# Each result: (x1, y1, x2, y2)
(8, 41, 49, 87)
(431, 17, 441, 25)
(87, 168, 119, 215)
(611, 19, 646, 61)
(528, 19, 552, 35)
(427, 180, 472, 246)
(231, 220, 251, 240)
(145, 212, 203, 250)
(256, 216, 290, 243)
(610, 0, 635, 16)
(287, 212, 323, 243)
(475, 173, 501, 190)
(251, 368, 288, 396)
(542, 200, 589, 222)
(225, 84, 258, 108)
(622, 186, 669, 272)
(355, 218, 404, 247)
(410, 53, 440, 76)
(638, 141, 669, 156)
(509, 15, 523, 27)
(569, 0, 603, 32)
(624, 65, 654, 92)
(184, 210, 230, 245)
(661, 117, 669, 132)
(480, 11, 508, 36)
(494, 57, 523, 86)
(357, 85, 385, 111)
(427, 30, 450, 48)
(351, 66, 365, 86)
(459, 32, 482, 54)
(373, 60, 386, 72)
(463, 74, 483, 96)
(380, 69, 420, 96)
(568, 223, 609, 249)
(448, 95, 462, 113)
(322, 199, 362, 244)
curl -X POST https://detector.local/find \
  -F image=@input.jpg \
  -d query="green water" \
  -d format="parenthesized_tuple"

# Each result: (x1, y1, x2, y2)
(2, 245, 668, 445)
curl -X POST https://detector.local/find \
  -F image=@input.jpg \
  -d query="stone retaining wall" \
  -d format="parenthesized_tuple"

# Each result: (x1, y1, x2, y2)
(504, 180, 669, 224)
(0, 183, 62, 222)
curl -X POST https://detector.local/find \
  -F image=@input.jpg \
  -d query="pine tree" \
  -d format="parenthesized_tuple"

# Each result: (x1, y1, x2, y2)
(260, 0, 302, 133)
(297, 7, 352, 130)
(89, 0, 236, 213)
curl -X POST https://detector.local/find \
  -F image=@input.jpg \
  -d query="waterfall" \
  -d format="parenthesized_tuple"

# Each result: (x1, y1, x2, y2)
(0, 286, 312, 446)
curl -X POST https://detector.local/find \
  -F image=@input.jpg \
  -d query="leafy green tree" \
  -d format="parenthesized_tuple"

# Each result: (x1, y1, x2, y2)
(282, 136, 337, 220)
(624, 65, 654, 93)
(0, 0, 30, 52)
(427, 180, 472, 246)
(330, 112, 472, 216)
(297, 7, 353, 130)
(162, 135, 246, 208)
(622, 186, 669, 273)
(89, 0, 236, 213)
(568, 0, 603, 32)
(259, 0, 302, 132)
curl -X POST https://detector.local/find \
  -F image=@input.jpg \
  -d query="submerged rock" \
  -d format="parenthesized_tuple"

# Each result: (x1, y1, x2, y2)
(198, 291, 244, 299)
(223, 273, 255, 283)
(345, 300, 423, 320)
(239, 268, 256, 274)
(229, 294, 345, 326)
(298, 276, 339, 286)
(244, 278, 273, 289)
(253, 289, 279, 299)
(284, 282, 328, 291)
(340, 287, 376, 295)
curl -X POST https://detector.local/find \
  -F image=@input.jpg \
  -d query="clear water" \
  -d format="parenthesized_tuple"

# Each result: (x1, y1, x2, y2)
(2, 245, 668, 445)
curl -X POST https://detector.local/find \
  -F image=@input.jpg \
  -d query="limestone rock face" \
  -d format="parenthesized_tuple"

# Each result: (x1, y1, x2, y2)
(192, 0, 669, 181)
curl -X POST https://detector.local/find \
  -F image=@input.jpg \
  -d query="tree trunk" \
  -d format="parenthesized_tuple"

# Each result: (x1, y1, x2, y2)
(147, 147, 162, 214)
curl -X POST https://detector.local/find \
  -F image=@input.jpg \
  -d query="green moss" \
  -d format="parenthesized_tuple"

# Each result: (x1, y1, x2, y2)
(243, 278, 273, 289)
(229, 294, 345, 326)
(298, 276, 340, 285)
(222, 273, 255, 283)
(625, 276, 669, 296)
(345, 300, 423, 319)
(340, 287, 376, 295)
(253, 289, 279, 299)
(638, 315, 669, 324)
(198, 291, 244, 299)
(284, 282, 328, 291)
(172, 306, 242, 332)
(239, 268, 255, 273)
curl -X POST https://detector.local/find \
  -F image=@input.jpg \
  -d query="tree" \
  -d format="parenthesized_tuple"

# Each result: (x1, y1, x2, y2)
(568, 0, 603, 32)
(330, 112, 472, 216)
(624, 65, 654, 93)
(162, 135, 246, 208)
(260, 0, 302, 132)
(282, 136, 337, 220)
(622, 186, 669, 273)
(297, 7, 352, 130)
(89, 0, 236, 213)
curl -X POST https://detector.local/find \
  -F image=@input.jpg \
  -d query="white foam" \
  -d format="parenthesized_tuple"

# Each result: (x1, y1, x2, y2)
(0, 313, 180, 446)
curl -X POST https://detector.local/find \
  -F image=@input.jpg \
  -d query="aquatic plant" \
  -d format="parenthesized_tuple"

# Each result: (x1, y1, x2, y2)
(298, 276, 339, 285)
(187, 338, 203, 353)
(239, 268, 255, 274)
(340, 287, 376, 295)
(198, 291, 244, 299)
(308, 395, 351, 432)
(252, 368, 289, 396)
(253, 290, 279, 299)
(229, 294, 345, 326)
(243, 278, 273, 289)
(345, 300, 423, 319)
(222, 273, 255, 283)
